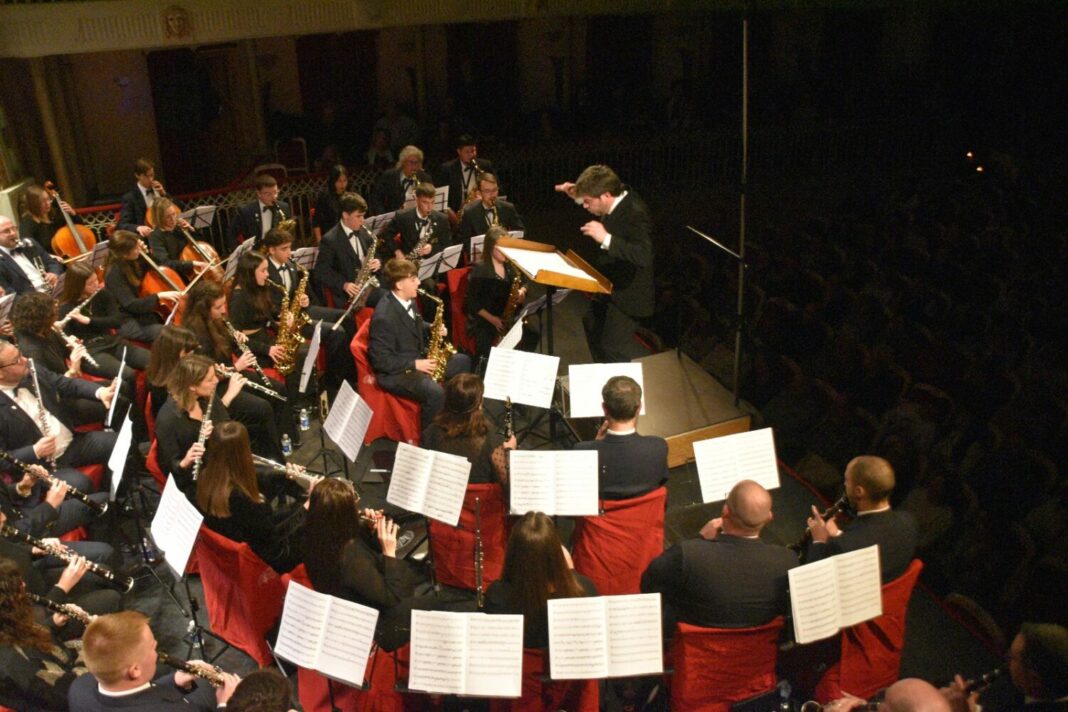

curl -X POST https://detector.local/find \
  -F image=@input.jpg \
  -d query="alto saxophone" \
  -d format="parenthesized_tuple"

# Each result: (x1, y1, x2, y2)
(349, 230, 381, 309)
(269, 264, 311, 375)
(404, 218, 436, 262)
(499, 266, 524, 330)
(416, 288, 456, 383)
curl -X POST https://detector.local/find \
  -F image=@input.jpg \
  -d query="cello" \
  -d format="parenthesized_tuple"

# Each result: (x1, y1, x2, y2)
(44, 181, 97, 260)
(150, 199, 223, 282)
(135, 238, 187, 321)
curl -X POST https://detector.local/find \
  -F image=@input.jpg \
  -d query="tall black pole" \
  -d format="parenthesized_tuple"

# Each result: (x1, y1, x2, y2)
(732, 14, 749, 407)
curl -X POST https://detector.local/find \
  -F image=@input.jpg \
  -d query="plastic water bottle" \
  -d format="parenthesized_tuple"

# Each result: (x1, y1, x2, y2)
(299, 408, 310, 431)
(281, 434, 292, 455)
(778, 680, 793, 712)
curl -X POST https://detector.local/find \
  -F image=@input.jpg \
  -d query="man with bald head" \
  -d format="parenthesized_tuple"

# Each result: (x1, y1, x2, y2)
(806, 455, 918, 582)
(829, 679, 953, 712)
(640, 479, 797, 631)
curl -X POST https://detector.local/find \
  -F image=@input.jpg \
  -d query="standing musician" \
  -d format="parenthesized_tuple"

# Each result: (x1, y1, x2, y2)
(0, 215, 62, 296)
(456, 171, 525, 254)
(311, 164, 349, 243)
(555, 164, 654, 363)
(464, 226, 540, 365)
(103, 230, 182, 343)
(370, 144, 434, 216)
(226, 174, 291, 252)
(436, 134, 495, 214)
(18, 183, 86, 254)
(118, 158, 174, 237)
(147, 198, 210, 279)
(314, 192, 386, 309)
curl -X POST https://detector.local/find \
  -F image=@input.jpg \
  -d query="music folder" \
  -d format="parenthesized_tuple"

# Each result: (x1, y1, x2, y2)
(508, 450, 598, 516)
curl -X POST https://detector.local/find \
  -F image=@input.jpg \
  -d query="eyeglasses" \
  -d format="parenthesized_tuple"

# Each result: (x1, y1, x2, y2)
(0, 352, 26, 369)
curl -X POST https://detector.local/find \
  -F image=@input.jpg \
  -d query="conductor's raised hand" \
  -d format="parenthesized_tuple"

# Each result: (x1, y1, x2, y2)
(554, 181, 577, 198)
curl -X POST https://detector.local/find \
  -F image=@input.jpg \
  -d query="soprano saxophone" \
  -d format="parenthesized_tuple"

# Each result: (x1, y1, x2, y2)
(416, 288, 456, 383)
(404, 218, 436, 262)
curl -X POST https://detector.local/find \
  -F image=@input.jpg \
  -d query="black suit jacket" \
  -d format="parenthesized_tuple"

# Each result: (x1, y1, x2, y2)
(0, 365, 102, 465)
(225, 199, 291, 253)
(385, 207, 451, 258)
(436, 158, 496, 212)
(456, 198, 525, 245)
(592, 191, 655, 318)
(118, 185, 150, 233)
(368, 293, 429, 387)
(68, 671, 220, 711)
(805, 508, 918, 583)
(573, 431, 668, 500)
(641, 533, 798, 628)
(0, 243, 62, 295)
(370, 168, 433, 216)
(314, 223, 385, 305)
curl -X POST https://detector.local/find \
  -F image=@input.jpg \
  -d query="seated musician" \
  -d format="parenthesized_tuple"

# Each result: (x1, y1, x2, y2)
(144, 325, 199, 423)
(369, 144, 434, 216)
(385, 182, 452, 319)
(483, 511, 597, 648)
(225, 173, 291, 252)
(464, 226, 540, 365)
(1, 456, 108, 541)
(147, 198, 210, 279)
(69, 610, 240, 711)
(103, 230, 182, 343)
(311, 164, 349, 243)
(0, 214, 62, 296)
(227, 670, 292, 712)
(118, 158, 174, 238)
(435, 134, 495, 215)
(18, 183, 86, 255)
(456, 172, 525, 252)
(195, 421, 315, 574)
(313, 191, 386, 309)
(422, 373, 515, 487)
(368, 258, 471, 431)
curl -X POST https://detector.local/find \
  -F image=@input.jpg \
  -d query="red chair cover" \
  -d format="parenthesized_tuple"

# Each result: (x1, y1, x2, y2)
(144, 392, 157, 443)
(76, 464, 105, 491)
(488, 647, 599, 712)
(355, 306, 374, 331)
(58, 526, 87, 542)
(669, 616, 785, 712)
(446, 267, 477, 355)
(195, 526, 285, 667)
(146, 440, 166, 488)
(350, 318, 421, 446)
(815, 559, 924, 701)
(571, 487, 667, 596)
(428, 483, 508, 592)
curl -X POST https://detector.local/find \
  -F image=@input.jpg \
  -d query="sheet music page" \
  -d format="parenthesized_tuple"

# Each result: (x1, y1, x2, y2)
(498, 247, 593, 283)
(605, 594, 664, 677)
(547, 597, 609, 679)
(567, 363, 645, 418)
(107, 410, 134, 502)
(299, 321, 322, 394)
(469, 234, 485, 263)
(339, 393, 373, 463)
(315, 595, 379, 687)
(465, 613, 524, 698)
(150, 476, 204, 579)
(833, 545, 883, 628)
(497, 319, 523, 351)
(418, 252, 445, 281)
(323, 381, 357, 459)
(292, 246, 319, 270)
(693, 428, 781, 503)
(508, 450, 556, 515)
(387, 442, 434, 514)
(274, 582, 328, 670)
(439, 244, 464, 271)
(0, 293, 14, 322)
(421, 450, 471, 526)
(106, 347, 127, 427)
(435, 186, 449, 212)
(91, 241, 109, 269)
(551, 451, 599, 516)
(483, 347, 559, 409)
(788, 557, 842, 644)
(408, 610, 467, 695)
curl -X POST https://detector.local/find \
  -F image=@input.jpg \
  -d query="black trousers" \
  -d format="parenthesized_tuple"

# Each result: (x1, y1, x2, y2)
(583, 297, 648, 363)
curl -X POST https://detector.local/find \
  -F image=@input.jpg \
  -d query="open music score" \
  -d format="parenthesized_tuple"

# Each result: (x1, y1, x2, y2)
(483, 347, 559, 409)
(508, 450, 598, 516)
(364, 210, 396, 236)
(275, 581, 378, 689)
(224, 239, 256, 282)
(292, 246, 319, 271)
(567, 362, 646, 418)
(107, 406, 134, 502)
(386, 442, 472, 526)
(322, 381, 372, 462)
(417, 244, 463, 281)
(788, 545, 883, 644)
(149, 475, 204, 579)
(547, 594, 663, 680)
(299, 320, 322, 394)
(469, 230, 524, 264)
(408, 610, 524, 697)
(693, 427, 781, 503)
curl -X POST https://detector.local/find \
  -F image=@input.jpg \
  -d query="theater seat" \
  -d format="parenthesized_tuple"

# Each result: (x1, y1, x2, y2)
(428, 483, 508, 593)
(446, 266, 477, 355)
(350, 318, 420, 446)
(488, 647, 599, 712)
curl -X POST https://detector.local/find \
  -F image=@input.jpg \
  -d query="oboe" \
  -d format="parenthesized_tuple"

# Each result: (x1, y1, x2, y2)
(1, 523, 134, 592)
(191, 397, 213, 482)
(1, 448, 106, 514)
(156, 651, 226, 687)
(26, 358, 57, 472)
(223, 319, 275, 390)
(790, 493, 850, 553)
(214, 364, 286, 402)
(474, 496, 485, 609)
(27, 592, 95, 625)
(52, 324, 100, 368)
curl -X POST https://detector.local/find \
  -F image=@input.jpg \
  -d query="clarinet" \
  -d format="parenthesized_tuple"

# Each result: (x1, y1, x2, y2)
(214, 364, 286, 402)
(156, 651, 226, 687)
(962, 667, 1006, 694)
(27, 592, 95, 625)
(1, 523, 134, 592)
(52, 324, 100, 368)
(790, 493, 850, 553)
(26, 359, 57, 472)
(504, 397, 515, 439)
(223, 319, 275, 390)
(190, 397, 213, 482)
(1, 448, 106, 514)
(474, 496, 485, 609)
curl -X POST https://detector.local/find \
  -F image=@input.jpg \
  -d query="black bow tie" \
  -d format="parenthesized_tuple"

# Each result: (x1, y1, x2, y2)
(263, 205, 274, 214)
(402, 178, 414, 189)
(10, 242, 28, 255)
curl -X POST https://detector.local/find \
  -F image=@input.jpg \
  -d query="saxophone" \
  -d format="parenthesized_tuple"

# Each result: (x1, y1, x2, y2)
(404, 218, 436, 262)
(350, 230, 381, 308)
(499, 266, 524, 329)
(269, 264, 311, 375)
(417, 288, 456, 382)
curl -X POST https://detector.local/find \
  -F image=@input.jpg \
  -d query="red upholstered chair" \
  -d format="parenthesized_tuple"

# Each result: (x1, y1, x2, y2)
(488, 647, 599, 712)
(669, 616, 785, 712)
(428, 483, 508, 592)
(571, 487, 667, 596)
(195, 527, 285, 667)
(145, 440, 166, 489)
(350, 317, 421, 446)
(446, 266, 477, 355)
(814, 560, 924, 701)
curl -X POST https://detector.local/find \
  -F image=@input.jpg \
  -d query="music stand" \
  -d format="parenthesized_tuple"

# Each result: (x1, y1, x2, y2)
(180, 204, 218, 231)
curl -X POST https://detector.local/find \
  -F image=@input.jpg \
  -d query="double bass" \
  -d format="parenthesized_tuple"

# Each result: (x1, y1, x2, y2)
(44, 181, 96, 261)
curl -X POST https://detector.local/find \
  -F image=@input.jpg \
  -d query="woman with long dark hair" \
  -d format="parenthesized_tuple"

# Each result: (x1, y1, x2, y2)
(227, 252, 283, 367)
(103, 230, 182, 342)
(144, 325, 199, 422)
(311, 164, 349, 242)
(422, 373, 515, 486)
(464, 226, 539, 365)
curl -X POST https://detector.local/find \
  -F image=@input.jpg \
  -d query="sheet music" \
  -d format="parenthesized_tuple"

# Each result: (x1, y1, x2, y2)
(469, 235, 485, 264)
(788, 557, 842, 644)
(435, 186, 449, 212)
(548, 597, 609, 679)
(567, 363, 645, 418)
(150, 475, 204, 579)
(420, 450, 471, 526)
(90, 242, 109, 269)
(552, 451, 599, 515)
(224, 239, 255, 281)
(344, 394, 373, 462)
(0, 294, 15, 322)
(694, 428, 781, 503)
(508, 450, 598, 516)
(497, 318, 523, 351)
(106, 347, 127, 427)
(107, 408, 133, 502)
(498, 247, 592, 283)
(292, 246, 319, 270)
(605, 594, 664, 677)
(833, 545, 883, 627)
(508, 450, 554, 515)
(365, 210, 396, 235)
(316, 595, 379, 687)
(179, 204, 218, 230)
(275, 581, 330, 669)
(465, 614, 523, 697)
(299, 320, 322, 394)
(386, 442, 434, 514)
(483, 347, 559, 409)
(409, 610, 467, 694)
(417, 244, 463, 280)
(518, 288, 572, 321)
(323, 381, 369, 461)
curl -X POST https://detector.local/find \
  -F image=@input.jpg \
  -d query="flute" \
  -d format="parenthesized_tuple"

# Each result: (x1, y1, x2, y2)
(156, 650, 226, 687)
(223, 319, 276, 390)
(1, 523, 134, 592)
(54, 290, 98, 330)
(52, 325, 100, 368)
(250, 453, 318, 488)
(214, 364, 286, 402)
(26, 592, 95, 625)
(190, 397, 213, 482)
(1, 448, 106, 514)
(26, 359, 57, 472)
